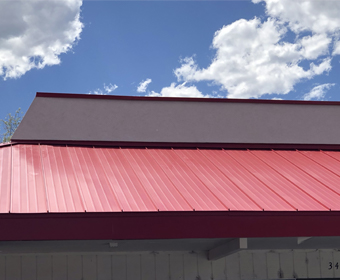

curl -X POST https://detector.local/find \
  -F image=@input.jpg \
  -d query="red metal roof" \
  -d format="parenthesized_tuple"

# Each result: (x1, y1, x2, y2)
(2, 144, 340, 214)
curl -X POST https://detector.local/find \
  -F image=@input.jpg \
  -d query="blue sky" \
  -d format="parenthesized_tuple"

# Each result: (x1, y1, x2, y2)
(1, 0, 340, 122)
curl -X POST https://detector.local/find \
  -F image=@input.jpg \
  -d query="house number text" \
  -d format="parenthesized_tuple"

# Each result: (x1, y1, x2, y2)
(329, 262, 339, 270)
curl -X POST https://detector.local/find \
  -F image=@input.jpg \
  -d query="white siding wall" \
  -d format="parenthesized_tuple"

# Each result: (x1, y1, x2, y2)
(0, 249, 339, 280)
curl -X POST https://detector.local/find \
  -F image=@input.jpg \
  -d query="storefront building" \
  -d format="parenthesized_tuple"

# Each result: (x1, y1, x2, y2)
(1, 93, 340, 279)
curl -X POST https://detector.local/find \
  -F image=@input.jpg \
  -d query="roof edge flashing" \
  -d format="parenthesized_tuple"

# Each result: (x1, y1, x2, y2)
(8, 140, 340, 151)
(35, 92, 340, 106)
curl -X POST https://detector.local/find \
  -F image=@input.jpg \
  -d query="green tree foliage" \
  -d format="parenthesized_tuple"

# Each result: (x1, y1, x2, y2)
(1, 108, 23, 143)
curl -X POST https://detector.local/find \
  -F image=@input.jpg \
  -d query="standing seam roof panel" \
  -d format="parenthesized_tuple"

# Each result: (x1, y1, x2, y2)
(277, 150, 340, 197)
(67, 147, 112, 212)
(299, 151, 340, 174)
(227, 150, 327, 211)
(4, 145, 340, 213)
(122, 149, 192, 211)
(321, 151, 340, 173)
(41, 145, 85, 212)
(252, 150, 340, 210)
(11, 145, 47, 213)
(174, 149, 261, 211)
(0, 146, 11, 213)
(106, 149, 158, 211)
(147, 149, 228, 211)
(58, 146, 85, 212)
(71, 147, 121, 212)
(199, 149, 296, 211)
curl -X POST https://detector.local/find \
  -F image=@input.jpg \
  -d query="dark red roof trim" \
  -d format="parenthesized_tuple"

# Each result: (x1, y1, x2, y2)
(0, 211, 339, 241)
(10, 140, 340, 151)
(36, 92, 340, 106)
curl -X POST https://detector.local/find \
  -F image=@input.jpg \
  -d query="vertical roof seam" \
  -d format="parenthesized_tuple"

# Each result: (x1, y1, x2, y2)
(9, 144, 13, 213)
(172, 148, 230, 210)
(55, 146, 70, 211)
(198, 148, 263, 211)
(39, 143, 50, 212)
(66, 145, 87, 212)
(321, 150, 340, 162)
(298, 150, 340, 181)
(24, 146, 28, 212)
(77, 146, 104, 211)
(75, 146, 101, 211)
(119, 148, 159, 211)
(49, 146, 61, 212)
(225, 150, 297, 211)
(249, 150, 329, 210)
(29, 145, 37, 212)
(168, 147, 225, 210)
(146, 148, 194, 211)
(84, 146, 121, 211)
(108, 147, 138, 211)
(92, 147, 123, 211)
(0, 146, 11, 212)
(129, 149, 177, 211)
(274, 150, 340, 199)
(320, 150, 340, 167)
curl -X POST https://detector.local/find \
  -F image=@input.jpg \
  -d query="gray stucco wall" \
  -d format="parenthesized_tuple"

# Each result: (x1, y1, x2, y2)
(12, 95, 340, 145)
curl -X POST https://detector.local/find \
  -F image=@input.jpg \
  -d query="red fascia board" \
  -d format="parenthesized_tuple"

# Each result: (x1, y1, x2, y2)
(36, 92, 340, 106)
(9, 140, 340, 151)
(1, 211, 340, 241)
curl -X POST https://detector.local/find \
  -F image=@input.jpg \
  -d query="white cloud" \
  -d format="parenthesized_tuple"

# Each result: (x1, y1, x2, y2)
(104, 83, 118, 93)
(92, 89, 105, 95)
(137, 78, 152, 93)
(299, 34, 331, 60)
(174, 17, 332, 99)
(149, 82, 206, 98)
(0, 0, 83, 79)
(303, 83, 335, 101)
(254, 0, 340, 34)
(334, 40, 340, 56)
(89, 83, 118, 95)
(173, 0, 340, 99)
